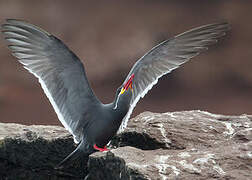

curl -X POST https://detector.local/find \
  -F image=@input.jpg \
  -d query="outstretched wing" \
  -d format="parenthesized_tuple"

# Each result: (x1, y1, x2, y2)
(118, 22, 230, 132)
(2, 19, 101, 143)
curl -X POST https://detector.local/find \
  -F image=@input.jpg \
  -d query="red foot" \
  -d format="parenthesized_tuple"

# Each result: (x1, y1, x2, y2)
(93, 144, 109, 152)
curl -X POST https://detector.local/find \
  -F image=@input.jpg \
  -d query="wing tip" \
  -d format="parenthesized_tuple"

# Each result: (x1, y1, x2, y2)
(202, 21, 230, 29)
(3, 19, 28, 28)
(6, 18, 24, 23)
(2, 19, 51, 36)
(175, 21, 231, 39)
(215, 21, 231, 31)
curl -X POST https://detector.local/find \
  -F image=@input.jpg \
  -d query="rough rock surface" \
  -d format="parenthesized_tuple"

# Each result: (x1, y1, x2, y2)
(0, 124, 87, 179)
(0, 110, 251, 180)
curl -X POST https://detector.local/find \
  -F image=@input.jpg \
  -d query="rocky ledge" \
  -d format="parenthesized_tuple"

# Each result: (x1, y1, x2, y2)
(0, 110, 251, 180)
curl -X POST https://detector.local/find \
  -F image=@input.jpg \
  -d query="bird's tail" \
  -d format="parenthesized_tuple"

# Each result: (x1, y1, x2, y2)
(55, 140, 93, 169)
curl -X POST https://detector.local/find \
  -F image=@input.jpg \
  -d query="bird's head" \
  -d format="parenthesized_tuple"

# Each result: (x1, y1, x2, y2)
(113, 74, 135, 110)
(120, 74, 135, 95)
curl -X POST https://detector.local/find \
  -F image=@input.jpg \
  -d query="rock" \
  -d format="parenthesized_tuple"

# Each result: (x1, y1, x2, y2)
(0, 110, 251, 180)
(0, 123, 87, 179)
(87, 111, 252, 180)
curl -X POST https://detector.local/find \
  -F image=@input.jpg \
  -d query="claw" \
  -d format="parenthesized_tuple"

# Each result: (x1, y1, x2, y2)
(93, 144, 109, 152)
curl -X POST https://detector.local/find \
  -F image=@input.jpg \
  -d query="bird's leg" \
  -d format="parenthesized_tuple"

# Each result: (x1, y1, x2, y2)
(93, 144, 109, 152)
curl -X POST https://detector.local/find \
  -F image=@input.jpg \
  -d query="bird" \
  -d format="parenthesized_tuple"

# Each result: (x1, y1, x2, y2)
(1, 19, 230, 168)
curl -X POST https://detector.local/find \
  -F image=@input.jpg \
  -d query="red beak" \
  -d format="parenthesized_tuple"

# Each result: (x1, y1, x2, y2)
(120, 74, 135, 95)
(123, 74, 135, 90)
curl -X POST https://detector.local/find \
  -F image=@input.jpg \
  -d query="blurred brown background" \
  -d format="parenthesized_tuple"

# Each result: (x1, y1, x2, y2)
(0, 0, 252, 126)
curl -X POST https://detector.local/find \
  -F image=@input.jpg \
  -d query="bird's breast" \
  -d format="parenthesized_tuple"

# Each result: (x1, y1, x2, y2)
(89, 107, 128, 147)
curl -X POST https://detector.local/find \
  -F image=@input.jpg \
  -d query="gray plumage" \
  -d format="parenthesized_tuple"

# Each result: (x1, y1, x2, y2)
(1, 19, 230, 167)
(119, 22, 230, 132)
